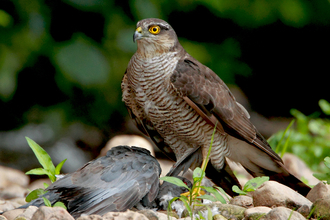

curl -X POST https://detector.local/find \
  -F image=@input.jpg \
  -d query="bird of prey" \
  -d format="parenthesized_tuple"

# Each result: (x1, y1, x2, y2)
(121, 18, 311, 196)
(20, 146, 162, 218)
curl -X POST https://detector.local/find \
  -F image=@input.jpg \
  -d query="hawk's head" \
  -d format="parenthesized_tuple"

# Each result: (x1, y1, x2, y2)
(133, 18, 180, 57)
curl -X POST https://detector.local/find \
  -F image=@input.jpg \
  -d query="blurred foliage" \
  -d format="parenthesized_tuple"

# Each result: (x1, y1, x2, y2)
(1, 0, 330, 161)
(269, 100, 330, 173)
(313, 157, 330, 184)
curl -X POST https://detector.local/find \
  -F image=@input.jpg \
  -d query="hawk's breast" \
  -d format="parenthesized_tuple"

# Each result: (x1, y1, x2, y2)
(126, 52, 228, 162)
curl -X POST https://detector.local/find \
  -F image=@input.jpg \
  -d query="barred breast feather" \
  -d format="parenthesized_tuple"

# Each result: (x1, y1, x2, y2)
(123, 52, 229, 169)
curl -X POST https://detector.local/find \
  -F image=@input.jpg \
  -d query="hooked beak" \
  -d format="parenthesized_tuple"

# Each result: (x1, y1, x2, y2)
(133, 27, 143, 43)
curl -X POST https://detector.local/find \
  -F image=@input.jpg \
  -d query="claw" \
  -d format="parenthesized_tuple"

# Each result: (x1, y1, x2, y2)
(180, 187, 205, 202)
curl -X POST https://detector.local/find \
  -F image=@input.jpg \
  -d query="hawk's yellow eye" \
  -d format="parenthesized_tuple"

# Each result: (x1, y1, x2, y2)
(149, 25, 161, 35)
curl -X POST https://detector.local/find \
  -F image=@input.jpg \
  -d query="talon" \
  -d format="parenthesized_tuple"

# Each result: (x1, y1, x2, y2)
(180, 187, 205, 202)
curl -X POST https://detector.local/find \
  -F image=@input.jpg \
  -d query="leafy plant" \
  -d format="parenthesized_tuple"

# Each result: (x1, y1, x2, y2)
(25, 137, 67, 209)
(232, 176, 269, 195)
(272, 119, 295, 157)
(25, 137, 66, 183)
(160, 125, 226, 219)
(268, 99, 330, 173)
(313, 157, 330, 184)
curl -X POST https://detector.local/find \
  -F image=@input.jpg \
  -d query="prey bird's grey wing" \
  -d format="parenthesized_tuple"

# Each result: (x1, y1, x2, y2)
(20, 146, 161, 218)
(122, 72, 177, 161)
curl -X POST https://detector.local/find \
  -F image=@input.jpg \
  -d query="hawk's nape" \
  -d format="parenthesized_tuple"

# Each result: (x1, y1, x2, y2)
(19, 146, 162, 218)
(122, 18, 311, 196)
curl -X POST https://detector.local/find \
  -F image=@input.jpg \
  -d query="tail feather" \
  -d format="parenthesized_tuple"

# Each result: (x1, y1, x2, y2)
(242, 160, 311, 196)
(205, 158, 241, 197)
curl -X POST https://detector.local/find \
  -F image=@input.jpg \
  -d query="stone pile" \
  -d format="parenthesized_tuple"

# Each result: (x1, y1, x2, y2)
(0, 141, 329, 220)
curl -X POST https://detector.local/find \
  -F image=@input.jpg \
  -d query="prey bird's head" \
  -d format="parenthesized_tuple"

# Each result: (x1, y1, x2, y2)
(133, 18, 180, 57)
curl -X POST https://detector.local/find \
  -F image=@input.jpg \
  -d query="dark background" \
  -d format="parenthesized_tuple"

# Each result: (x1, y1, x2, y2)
(0, 0, 329, 173)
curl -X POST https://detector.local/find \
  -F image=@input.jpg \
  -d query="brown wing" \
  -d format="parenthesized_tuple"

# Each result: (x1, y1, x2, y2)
(121, 72, 176, 161)
(170, 56, 282, 163)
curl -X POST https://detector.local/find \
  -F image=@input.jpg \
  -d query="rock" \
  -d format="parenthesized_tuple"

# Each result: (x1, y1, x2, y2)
(307, 181, 330, 203)
(244, 206, 271, 219)
(229, 195, 253, 208)
(156, 210, 179, 219)
(180, 217, 191, 220)
(311, 194, 330, 219)
(137, 210, 167, 220)
(0, 200, 22, 213)
(13, 206, 38, 220)
(0, 185, 28, 200)
(27, 179, 51, 192)
(101, 135, 154, 157)
(102, 210, 148, 220)
(31, 206, 74, 220)
(152, 212, 168, 220)
(2, 209, 25, 220)
(0, 215, 8, 220)
(296, 204, 310, 218)
(212, 214, 228, 220)
(263, 207, 305, 220)
(76, 215, 103, 220)
(282, 153, 320, 185)
(8, 198, 26, 207)
(252, 181, 312, 209)
(182, 202, 245, 220)
(0, 166, 29, 188)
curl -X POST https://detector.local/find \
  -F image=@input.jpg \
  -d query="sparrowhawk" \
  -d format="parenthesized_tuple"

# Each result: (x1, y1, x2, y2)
(122, 18, 311, 196)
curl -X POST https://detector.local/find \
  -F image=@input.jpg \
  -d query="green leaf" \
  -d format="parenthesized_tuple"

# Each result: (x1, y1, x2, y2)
(243, 176, 269, 192)
(26, 168, 56, 183)
(232, 185, 247, 195)
(43, 183, 49, 188)
(275, 119, 295, 155)
(25, 137, 56, 174)
(214, 186, 230, 201)
(160, 176, 190, 190)
(319, 99, 330, 115)
(313, 173, 330, 182)
(25, 188, 47, 202)
(166, 197, 176, 220)
(55, 159, 67, 175)
(198, 211, 205, 220)
(0, 9, 12, 27)
(54, 36, 110, 86)
(193, 167, 204, 182)
(197, 194, 217, 202)
(42, 197, 52, 207)
(324, 157, 330, 169)
(53, 201, 67, 210)
(201, 186, 226, 204)
(206, 206, 213, 220)
(25, 168, 49, 176)
(179, 196, 192, 218)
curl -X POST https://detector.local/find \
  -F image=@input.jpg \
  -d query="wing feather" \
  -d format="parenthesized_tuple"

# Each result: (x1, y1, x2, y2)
(170, 56, 282, 163)
(44, 146, 161, 218)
